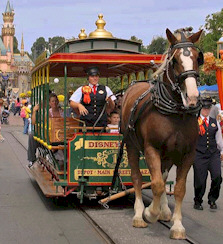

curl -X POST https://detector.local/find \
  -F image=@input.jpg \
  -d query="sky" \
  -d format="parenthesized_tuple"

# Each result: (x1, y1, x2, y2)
(1, 0, 223, 53)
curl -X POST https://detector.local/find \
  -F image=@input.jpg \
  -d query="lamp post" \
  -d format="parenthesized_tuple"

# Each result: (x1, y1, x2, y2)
(216, 34, 223, 110)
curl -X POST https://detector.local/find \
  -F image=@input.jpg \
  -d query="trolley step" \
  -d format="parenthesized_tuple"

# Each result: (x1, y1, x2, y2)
(27, 162, 65, 197)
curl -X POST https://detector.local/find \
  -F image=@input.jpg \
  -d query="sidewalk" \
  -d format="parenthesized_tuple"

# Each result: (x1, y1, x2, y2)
(1, 112, 24, 127)
(1, 113, 28, 149)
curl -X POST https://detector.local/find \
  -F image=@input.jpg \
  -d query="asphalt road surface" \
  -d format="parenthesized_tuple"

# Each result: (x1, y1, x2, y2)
(1, 119, 223, 244)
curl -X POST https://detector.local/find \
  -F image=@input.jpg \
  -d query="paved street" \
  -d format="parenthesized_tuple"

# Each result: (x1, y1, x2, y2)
(0, 116, 106, 244)
(1, 115, 223, 244)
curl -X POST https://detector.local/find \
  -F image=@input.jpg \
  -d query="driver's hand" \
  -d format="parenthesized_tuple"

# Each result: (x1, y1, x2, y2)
(78, 104, 88, 116)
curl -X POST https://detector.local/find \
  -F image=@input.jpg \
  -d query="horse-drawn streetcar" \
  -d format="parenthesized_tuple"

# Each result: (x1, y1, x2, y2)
(28, 13, 206, 239)
(28, 14, 168, 204)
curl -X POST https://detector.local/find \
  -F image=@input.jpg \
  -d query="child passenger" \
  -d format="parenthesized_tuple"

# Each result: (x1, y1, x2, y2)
(107, 111, 120, 133)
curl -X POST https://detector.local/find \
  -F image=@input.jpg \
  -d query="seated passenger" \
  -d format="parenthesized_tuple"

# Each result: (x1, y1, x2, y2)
(28, 93, 63, 168)
(107, 111, 120, 133)
(69, 67, 116, 127)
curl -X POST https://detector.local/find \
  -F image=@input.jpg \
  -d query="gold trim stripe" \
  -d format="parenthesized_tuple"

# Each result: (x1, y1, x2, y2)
(49, 59, 163, 64)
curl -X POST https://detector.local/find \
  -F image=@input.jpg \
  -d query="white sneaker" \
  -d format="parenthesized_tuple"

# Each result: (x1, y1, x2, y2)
(28, 162, 33, 168)
(0, 135, 4, 142)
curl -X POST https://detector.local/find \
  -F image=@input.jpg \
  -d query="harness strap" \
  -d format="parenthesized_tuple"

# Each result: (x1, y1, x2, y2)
(128, 98, 152, 154)
(128, 87, 153, 129)
(111, 85, 153, 190)
(152, 80, 201, 115)
(111, 139, 125, 189)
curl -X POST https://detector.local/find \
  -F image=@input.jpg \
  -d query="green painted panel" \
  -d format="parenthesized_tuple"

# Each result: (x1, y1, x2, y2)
(68, 133, 150, 185)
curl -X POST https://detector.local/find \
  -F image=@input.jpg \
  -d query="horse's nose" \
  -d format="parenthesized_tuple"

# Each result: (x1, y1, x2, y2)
(188, 96, 198, 107)
(189, 103, 196, 107)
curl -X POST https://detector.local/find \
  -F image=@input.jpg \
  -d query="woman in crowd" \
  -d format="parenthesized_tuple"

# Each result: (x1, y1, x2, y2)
(14, 98, 21, 116)
(28, 93, 63, 167)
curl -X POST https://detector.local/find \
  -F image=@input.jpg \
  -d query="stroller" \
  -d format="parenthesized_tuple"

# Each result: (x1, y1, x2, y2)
(1, 109, 10, 124)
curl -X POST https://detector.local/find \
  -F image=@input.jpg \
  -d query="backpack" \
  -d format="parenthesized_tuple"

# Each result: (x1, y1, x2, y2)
(20, 108, 26, 118)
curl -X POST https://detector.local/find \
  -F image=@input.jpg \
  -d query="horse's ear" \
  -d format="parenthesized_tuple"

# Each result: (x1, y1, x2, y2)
(188, 30, 203, 43)
(166, 28, 177, 45)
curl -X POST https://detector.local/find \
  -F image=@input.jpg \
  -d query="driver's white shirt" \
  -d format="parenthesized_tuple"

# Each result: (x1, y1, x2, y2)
(69, 83, 116, 103)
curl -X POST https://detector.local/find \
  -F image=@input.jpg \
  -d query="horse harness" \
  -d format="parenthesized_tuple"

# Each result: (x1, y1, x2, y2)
(111, 38, 203, 189)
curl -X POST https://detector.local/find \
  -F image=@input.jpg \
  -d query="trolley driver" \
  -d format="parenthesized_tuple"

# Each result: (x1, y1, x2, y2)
(69, 67, 116, 127)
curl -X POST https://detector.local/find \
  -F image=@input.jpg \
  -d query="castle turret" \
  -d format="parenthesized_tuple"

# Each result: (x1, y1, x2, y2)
(2, 0, 15, 57)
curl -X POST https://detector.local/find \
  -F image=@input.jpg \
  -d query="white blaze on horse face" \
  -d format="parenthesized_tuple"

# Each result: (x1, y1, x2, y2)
(180, 49, 199, 107)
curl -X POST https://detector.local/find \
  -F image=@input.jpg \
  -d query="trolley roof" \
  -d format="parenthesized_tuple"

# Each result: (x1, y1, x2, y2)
(32, 53, 163, 78)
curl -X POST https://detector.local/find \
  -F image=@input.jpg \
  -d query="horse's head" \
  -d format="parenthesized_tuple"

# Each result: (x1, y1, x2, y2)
(166, 28, 203, 108)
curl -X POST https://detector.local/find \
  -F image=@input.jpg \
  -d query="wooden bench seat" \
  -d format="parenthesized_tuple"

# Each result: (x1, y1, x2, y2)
(48, 117, 79, 143)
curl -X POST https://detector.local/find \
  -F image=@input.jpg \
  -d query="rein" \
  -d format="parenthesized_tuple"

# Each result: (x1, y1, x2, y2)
(151, 80, 201, 115)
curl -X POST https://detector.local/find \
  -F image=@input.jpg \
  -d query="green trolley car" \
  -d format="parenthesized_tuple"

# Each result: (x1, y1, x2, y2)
(28, 14, 171, 204)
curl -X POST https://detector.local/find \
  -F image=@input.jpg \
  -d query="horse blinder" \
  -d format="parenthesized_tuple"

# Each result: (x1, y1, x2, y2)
(197, 51, 204, 66)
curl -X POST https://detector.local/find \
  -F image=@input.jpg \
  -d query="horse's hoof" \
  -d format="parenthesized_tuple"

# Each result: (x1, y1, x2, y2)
(143, 207, 159, 223)
(170, 226, 186, 239)
(159, 208, 172, 222)
(132, 217, 148, 228)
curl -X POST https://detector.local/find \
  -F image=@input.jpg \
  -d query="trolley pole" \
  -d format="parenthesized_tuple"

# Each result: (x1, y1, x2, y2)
(46, 64, 50, 144)
(64, 64, 67, 180)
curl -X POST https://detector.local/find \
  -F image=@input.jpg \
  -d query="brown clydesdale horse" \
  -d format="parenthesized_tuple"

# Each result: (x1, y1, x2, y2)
(121, 29, 203, 239)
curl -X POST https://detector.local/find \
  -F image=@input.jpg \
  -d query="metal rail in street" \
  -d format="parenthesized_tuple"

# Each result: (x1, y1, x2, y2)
(11, 132, 198, 244)
(10, 132, 116, 244)
(141, 193, 199, 244)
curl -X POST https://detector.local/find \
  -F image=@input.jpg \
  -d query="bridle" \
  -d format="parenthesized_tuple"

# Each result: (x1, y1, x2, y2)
(165, 41, 203, 94)
(150, 38, 203, 115)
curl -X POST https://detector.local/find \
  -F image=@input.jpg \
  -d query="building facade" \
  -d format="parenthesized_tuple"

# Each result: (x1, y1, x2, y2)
(0, 0, 34, 98)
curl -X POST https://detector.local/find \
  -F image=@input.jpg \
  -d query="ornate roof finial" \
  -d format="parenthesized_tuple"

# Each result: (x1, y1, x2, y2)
(78, 29, 87, 39)
(89, 14, 113, 38)
(5, 0, 12, 13)
(21, 33, 24, 57)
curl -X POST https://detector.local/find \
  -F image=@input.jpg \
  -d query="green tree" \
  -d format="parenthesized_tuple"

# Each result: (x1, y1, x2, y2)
(48, 36, 65, 53)
(31, 37, 47, 61)
(0, 35, 20, 53)
(130, 35, 143, 44)
(198, 9, 223, 85)
(31, 36, 66, 61)
(199, 71, 216, 86)
(13, 36, 20, 53)
(147, 36, 168, 54)
(200, 9, 223, 55)
(130, 36, 147, 53)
